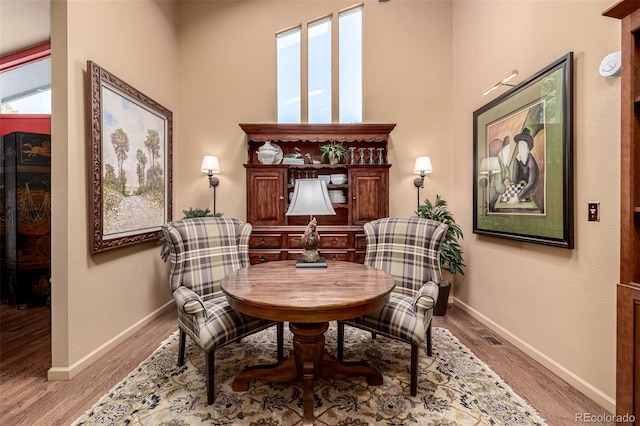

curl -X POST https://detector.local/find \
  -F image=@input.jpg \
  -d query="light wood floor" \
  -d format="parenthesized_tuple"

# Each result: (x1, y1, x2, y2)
(0, 302, 612, 425)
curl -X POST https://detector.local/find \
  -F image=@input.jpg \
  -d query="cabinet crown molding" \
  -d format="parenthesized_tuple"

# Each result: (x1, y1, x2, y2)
(239, 123, 396, 143)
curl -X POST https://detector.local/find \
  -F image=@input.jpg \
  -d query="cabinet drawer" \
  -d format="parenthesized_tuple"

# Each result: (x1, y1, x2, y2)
(287, 233, 349, 249)
(250, 234, 282, 249)
(249, 252, 282, 264)
(355, 234, 367, 249)
(320, 234, 349, 249)
(287, 234, 303, 249)
(321, 252, 349, 262)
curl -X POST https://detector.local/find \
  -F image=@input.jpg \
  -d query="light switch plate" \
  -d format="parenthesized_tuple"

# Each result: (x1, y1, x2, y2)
(588, 202, 600, 222)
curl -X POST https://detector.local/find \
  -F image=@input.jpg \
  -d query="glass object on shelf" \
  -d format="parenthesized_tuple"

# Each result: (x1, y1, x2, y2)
(367, 147, 375, 164)
(358, 147, 366, 165)
(348, 147, 356, 165)
(376, 147, 385, 165)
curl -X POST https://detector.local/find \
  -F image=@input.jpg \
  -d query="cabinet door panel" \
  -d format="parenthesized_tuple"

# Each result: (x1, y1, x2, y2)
(351, 170, 388, 225)
(247, 170, 285, 225)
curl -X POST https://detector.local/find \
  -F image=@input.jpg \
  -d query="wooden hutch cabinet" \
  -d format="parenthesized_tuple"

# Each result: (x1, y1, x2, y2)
(241, 123, 395, 265)
(603, 2, 640, 424)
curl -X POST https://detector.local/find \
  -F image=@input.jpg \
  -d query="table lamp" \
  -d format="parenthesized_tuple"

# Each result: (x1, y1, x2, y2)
(286, 178, 336, 268)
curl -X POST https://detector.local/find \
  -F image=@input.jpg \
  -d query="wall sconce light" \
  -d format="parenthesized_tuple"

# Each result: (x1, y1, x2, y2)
(413, 156, 433, 207)
(200, 155, 220, 215)
(481, 69, 519, 96)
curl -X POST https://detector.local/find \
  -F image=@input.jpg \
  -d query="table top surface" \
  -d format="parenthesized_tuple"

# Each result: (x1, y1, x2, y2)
(221, 260, 395, 323)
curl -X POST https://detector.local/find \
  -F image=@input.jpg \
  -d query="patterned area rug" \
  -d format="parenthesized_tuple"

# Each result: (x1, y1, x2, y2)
(73, 325, 547, 425)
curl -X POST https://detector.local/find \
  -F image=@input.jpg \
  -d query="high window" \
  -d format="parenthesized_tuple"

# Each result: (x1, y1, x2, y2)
(0, 43, 51, 114)
(277, 5, 363, 124)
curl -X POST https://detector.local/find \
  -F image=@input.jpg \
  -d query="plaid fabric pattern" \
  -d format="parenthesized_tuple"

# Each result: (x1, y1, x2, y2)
(342, 217, 448, 346)
(162, 217, 274, 352)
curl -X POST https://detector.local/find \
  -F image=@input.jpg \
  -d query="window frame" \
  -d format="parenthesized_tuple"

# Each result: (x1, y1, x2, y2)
(276, 4, 363, 124)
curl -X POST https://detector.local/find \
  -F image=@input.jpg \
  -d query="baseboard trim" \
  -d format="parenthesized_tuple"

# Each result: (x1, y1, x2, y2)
(453, 298, 616, 414)
(47, 301, 174, 381)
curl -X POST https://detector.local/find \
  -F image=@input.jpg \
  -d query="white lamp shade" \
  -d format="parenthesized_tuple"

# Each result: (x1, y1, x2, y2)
(479, 157, 500, 174)
(200, 155, 220, 174)
(413, 156, 433, 174)
(286, 179, 336, 216)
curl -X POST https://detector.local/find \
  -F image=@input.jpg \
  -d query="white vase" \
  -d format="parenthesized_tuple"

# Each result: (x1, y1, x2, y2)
(257, 141, 282, 164)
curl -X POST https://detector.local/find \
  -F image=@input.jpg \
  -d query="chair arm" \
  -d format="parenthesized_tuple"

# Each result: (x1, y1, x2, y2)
(173, 286, 212, 344)
(413, 281, 439, 315)
(173, 286, 206, 317)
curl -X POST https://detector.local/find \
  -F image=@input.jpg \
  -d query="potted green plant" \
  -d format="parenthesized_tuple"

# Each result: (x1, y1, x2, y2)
(160, 207, 222, 261)
(415, 194, 465, 315)
(319, 141, 348, 165)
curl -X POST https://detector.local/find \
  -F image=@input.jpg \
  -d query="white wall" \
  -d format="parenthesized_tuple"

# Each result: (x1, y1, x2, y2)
(175, 0, 454, 219)
(452, 0, 619, 412)
(49, 0, 177, 379)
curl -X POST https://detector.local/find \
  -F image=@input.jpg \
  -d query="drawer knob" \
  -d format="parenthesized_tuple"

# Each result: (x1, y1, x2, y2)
(259, 256, 267, 262)
(259, 238, 267, 245)
(330, 255, 338, 260)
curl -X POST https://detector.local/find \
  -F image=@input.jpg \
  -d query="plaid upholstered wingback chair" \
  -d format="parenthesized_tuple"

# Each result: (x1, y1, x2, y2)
(162, 217, 284, 404)
(337, 217, 448, 396)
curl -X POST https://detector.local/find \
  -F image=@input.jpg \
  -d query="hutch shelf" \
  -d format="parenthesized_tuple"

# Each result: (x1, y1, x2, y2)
(241, 123, 395, 264)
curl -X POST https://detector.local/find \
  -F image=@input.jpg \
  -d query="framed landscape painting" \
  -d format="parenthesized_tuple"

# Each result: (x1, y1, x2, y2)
(473, 52, 573, 249)
(87, 61, 173, 253)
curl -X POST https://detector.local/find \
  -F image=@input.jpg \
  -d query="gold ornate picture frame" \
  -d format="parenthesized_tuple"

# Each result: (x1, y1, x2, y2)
(87, 61, 172, 253)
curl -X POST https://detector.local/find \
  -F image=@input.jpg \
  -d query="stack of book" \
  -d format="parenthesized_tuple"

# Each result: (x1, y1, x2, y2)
(282, 157, 305, 164)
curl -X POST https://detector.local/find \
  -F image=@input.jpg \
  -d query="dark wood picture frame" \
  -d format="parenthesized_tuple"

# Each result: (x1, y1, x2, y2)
(473, 52, 574, 248)
(87, 61, 172, 253)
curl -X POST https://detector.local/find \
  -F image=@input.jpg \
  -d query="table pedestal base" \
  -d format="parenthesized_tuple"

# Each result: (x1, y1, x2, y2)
(231, 322, 383, 425)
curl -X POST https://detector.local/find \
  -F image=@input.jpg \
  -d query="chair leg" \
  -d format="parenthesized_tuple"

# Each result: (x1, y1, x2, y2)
(277, 322, 284, 361)
(426, 323, 433, 357)
(205, 350, 215, 404)
(337, 322, 344, 361)
(410, 344, 418, 396)
(371, 332, 377, 339)
(178, 329, 187, 367)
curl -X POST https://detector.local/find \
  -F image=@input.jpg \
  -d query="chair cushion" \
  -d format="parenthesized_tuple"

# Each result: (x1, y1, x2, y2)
(178, 296, 274, 352)
(341, 292, 425, 346)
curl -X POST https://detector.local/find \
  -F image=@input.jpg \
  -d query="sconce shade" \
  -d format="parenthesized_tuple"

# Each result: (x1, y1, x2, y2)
(286, 179, 336, 217)
(413, 156, 433, 175)
(200, 155, 220, 174)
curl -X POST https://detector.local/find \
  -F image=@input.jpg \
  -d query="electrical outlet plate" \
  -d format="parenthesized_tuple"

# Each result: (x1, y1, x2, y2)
(588, 202, 600, 222)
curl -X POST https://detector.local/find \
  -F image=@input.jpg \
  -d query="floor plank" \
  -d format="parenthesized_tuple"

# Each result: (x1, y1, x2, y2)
(0, 302, 612, 425)
(432, 305, 613, 425)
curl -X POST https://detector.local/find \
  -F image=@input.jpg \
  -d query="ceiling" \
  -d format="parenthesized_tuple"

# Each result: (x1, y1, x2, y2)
(0, 0, 50, 58)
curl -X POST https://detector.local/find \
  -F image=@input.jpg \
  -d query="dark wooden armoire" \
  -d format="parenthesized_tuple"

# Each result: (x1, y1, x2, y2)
(1, 131, 51, 308)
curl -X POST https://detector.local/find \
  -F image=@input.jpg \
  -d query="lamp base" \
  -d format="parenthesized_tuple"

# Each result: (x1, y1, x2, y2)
(295, 257, 328, 269)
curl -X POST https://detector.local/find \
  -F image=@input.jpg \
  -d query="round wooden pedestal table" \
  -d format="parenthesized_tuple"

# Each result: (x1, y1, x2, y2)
(221, 260, 394, 425)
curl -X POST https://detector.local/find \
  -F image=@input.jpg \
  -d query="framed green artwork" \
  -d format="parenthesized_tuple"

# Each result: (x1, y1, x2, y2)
(473, 52, 574, 249)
